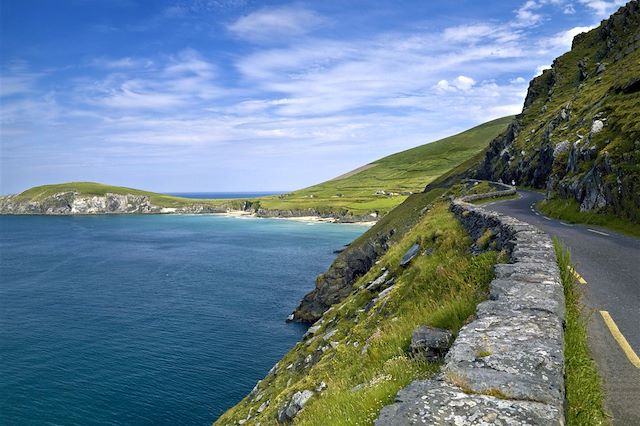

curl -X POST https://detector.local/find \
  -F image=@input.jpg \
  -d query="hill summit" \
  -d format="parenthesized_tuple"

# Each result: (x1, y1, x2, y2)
(476, 1, 640, 223)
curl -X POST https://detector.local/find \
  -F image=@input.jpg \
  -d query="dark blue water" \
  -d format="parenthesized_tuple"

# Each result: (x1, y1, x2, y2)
(166, 192, 282, 199)
(0, 215, 364, 425)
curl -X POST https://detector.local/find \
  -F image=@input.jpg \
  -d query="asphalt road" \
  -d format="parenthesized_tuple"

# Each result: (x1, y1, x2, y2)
(483, 190, 640, 425)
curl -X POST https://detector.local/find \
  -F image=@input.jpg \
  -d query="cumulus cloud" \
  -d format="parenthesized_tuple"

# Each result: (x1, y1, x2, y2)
(227, 6, 325, 43)
(514, 0, 544, 27)
(435, 76, 476, 92)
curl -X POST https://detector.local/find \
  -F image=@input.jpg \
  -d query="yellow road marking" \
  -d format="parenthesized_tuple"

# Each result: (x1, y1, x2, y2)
(600, 311, 640, 369)
(568, 266, 587, 285)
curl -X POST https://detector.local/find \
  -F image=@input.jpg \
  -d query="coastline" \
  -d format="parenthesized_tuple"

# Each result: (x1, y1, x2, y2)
(218, 209, 376, 226)
(0, 207, 377, 227)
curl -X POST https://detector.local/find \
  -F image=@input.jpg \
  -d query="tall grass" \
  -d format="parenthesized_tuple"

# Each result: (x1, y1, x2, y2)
(554, 238, 609, 425)
(215, 202, 499, 425)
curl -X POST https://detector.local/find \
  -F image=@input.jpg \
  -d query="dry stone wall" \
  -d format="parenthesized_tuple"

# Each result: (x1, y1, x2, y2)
(376, 186, 566, 425)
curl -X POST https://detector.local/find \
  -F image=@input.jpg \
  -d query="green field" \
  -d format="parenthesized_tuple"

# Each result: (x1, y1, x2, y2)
(256, 116, 512, 215)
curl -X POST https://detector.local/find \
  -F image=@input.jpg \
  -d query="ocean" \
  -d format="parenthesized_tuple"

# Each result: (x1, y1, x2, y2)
(0, 214, 365, 425)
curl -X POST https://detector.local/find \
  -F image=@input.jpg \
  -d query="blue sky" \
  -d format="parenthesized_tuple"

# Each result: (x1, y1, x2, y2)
(0, 0, 627, 193)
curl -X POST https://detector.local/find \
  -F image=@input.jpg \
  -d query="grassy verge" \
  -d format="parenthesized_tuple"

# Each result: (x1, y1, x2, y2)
(215, 201, 501, 425)
(540, 198, 640, 238)
(554, 238, 609, 425)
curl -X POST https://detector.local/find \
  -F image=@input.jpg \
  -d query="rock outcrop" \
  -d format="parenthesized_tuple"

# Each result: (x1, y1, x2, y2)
(290, 190, 441, 323)
(475, 1, 640, 223)
(0, 191, 227, 215)
(277, 390, 314, 423)
(376, 188, 565, 425)
(409, 326, 453, 362)
(291, 229, 393, 322)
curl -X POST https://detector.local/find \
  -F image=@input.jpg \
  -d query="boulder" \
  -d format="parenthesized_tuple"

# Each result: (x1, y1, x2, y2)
(553, 140, 570, 158)
(277, 390, 314, 423)
(400, 243, 420, 267)
(591, 119, 604, 134)
(366, 270, 390, 291)
(409, 325, 453, 361)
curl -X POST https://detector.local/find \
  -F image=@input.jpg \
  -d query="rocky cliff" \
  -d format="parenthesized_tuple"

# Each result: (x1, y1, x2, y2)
(476, 1, 640, 222)
(290, 189, 446, 323)
(0, 192, 227, 215)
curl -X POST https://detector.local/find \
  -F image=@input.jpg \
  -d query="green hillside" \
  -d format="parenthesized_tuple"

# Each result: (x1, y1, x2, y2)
(257, 116, 512, 216)
(214, 198, 500, 425)
(7, 116, 511, 217)
(11, 182, 234, 209)
(477, 3, 640, 223)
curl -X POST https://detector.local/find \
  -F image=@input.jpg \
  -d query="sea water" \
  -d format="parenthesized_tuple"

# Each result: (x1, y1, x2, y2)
(0, 215, 364, 425)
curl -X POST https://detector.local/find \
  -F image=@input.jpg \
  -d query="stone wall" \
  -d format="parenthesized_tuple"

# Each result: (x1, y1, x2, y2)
(376, 188, 566, 425)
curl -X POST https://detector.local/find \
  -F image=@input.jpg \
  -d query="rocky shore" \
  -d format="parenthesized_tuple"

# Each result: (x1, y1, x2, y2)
(0, 192, 227, 215)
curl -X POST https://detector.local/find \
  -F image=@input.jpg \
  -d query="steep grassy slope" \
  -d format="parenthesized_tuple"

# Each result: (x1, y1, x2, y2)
(476, 2, 640, 223)
(215, 200, 501, 425)
(255, 116, 512, 216)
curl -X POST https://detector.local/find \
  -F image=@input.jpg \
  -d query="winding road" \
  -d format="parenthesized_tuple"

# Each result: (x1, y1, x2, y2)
(483, 190, 640, 425)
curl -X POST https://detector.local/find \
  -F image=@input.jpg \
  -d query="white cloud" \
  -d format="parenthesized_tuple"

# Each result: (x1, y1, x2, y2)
(227, 6, 325, 43)
(543, 25, 595, 51)
(534, 64, 552, 76)
(4, 1, 606, 193)
(0, 74, 39, 97)
(84, 50, 222, 110)
(514, 0, 544, 27)
(453, 75, 476, 90)
(578, 0, 626, 18)
(443, 24, 496, 42)
(0, 61, 43, 98)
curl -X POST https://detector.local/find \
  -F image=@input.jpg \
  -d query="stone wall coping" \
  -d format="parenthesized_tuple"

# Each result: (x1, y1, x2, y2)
(376, 183, 565, 425)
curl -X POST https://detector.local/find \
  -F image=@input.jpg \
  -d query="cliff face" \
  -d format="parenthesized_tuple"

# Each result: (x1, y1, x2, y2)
(290, 189, 446, 323)
(476, 1, 640, 222)
(0, 192, 227, 215)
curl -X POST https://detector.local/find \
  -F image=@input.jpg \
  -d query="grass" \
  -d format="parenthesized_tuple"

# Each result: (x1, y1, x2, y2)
(539, 198, 640, 238)
(214, 201, 500, 425)
(256, 116, 512, 216)
(554, 238, 609, 426)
